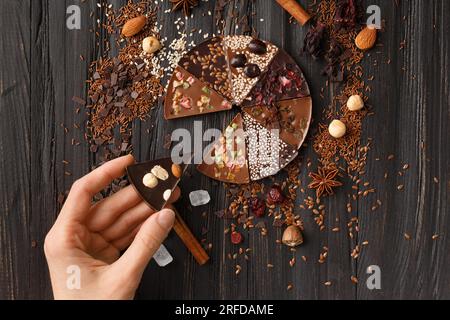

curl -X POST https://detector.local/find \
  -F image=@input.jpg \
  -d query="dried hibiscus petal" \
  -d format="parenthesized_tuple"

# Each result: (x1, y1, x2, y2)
(302, 22, 326, 60)
(334, 0, 357, 29)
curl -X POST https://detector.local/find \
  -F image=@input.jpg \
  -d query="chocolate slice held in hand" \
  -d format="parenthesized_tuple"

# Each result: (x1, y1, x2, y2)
(127, 158, 188, 211)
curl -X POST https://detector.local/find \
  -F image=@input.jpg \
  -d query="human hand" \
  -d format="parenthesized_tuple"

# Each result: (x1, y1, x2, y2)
(44, 155, 178, 300)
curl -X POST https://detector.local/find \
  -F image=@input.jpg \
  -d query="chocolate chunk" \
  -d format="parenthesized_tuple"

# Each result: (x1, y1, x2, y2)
(248, 39, 267, 55)
(230, 54, 247, 68)
(244, 64, 261, 78)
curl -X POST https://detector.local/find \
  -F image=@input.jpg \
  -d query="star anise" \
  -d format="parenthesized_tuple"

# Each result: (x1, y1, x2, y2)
(308, 167, 343, 199)
(170, 0, 198, 16)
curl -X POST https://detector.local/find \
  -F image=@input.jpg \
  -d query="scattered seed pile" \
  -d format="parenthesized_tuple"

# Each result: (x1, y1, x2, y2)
(74, 1, 163, 199)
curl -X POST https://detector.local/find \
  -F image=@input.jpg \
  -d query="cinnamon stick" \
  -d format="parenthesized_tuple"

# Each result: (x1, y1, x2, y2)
(168, 205, 210, 265)
(276, 0, 311, 26)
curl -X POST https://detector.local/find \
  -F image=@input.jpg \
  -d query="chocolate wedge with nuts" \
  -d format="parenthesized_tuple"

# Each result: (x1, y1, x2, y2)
(127, 158, 188, 211)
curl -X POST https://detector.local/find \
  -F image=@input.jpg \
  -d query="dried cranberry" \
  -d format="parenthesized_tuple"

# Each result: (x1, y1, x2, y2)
(267, 185, 285, 205)
(249, 197, 266, 217)
(231, 231, 243, 245)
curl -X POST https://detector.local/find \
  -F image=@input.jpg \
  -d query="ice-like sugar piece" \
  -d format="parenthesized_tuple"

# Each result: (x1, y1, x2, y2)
(153, 244, 173, 267)
(189, 190, 211, 207)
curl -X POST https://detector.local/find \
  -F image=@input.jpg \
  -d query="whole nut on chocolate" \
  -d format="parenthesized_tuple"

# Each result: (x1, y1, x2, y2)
(347, 94, 364, 111)
(163, 189, 172, 201)
(171, 163, 182, 178)
(328, 120, 347, 139)
(143, 36, 162, 54)
(142, 173, 158, 189)
(151, 165, 169, 181)
(282, 225, 304, 247)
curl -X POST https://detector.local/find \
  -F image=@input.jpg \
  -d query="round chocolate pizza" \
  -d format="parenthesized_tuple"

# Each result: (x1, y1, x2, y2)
(164, 36, 312, 184)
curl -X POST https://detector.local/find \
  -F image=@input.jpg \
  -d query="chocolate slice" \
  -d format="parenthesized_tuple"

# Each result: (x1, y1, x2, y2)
(241, 49, 310, 107)
(242, 96, 312, 148)
(164, 66, 232, 120)
(127, 158, 188, 211)
(223, 35, 278, 105)
(242, 113, 298, 181)
(197, 114, 250, 184)
(178, 37, 232, 101)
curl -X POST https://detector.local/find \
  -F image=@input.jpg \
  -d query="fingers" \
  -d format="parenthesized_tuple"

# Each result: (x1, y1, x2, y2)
(94, 186, 181, 240)
(87, 185, 143, 232)
(61, 155, 135, 222)
(111, 223, 143, 252)
(111, 209, 175, 277)
(101, 202, 154, 242)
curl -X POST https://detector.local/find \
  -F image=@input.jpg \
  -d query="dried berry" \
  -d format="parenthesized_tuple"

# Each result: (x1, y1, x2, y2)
(231, 231, 243, 245)
(267, 185, 285, 205)
(249, 197, 266, 217)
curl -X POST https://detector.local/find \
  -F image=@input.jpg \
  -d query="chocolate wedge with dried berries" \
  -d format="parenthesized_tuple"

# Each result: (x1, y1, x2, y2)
(241, 49, 310, 107)
(164, 66, 232, 120)
(242, 96, 312, 148)
(178, 37, 232, 101)
(223, 35, 278, 105)
(242, 113, 298, 181)
(197, 114, 250, 184)
(127, 158, 188, 211)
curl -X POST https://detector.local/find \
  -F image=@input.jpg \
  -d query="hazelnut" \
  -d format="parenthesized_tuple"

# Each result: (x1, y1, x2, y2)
(347, 95, 364, 111)
(163, 189, 172, 201)
(151, 165, 169, 181)
(142, 173, 158, 189)
(282, 226, 304, 247)
(328, 120, 347, 139)
(142, 36, 162, 54)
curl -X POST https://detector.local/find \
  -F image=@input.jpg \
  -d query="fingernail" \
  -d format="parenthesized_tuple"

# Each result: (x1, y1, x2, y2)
(157, 209, 175, 230)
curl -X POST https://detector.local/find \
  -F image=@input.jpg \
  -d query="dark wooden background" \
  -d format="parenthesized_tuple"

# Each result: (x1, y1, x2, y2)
(0, 0, 449, 300)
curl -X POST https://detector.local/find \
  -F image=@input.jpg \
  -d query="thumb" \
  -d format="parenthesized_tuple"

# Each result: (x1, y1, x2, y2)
(112, 209, 175, 278)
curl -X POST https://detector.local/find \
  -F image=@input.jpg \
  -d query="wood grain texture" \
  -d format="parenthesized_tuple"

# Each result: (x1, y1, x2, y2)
(0, 0, 449, 300)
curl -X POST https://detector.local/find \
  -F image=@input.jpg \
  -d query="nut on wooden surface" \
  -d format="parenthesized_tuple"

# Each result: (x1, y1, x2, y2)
(328, 120, 347, 139)
(143, 36, 162, 54)
(355, 26, 377, 50)
(282, 225, 304, 247)
(122, 15, 147, 37)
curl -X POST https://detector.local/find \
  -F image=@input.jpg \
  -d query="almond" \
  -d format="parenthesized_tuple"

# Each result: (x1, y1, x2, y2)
(171, 163, 182, 178)
(355, 26, 377, 51)
(121, 16, 146, 37)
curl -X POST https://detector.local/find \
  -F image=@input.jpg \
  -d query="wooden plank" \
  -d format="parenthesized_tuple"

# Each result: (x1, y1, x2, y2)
(357, 0, 450, 299)
(0, 0, 31, 300)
